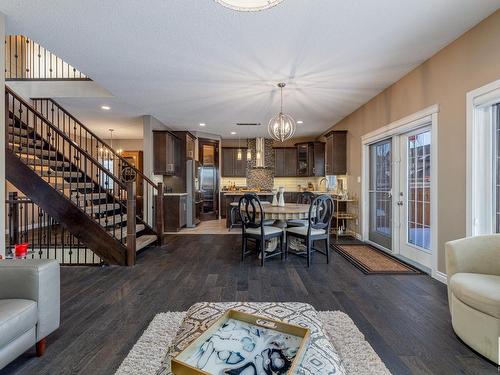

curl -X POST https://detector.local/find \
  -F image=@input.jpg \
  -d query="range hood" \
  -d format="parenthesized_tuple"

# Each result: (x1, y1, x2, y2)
(254, 137, 266, 168)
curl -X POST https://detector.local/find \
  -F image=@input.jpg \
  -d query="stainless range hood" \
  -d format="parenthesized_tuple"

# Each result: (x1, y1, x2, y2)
(254, 137, 266, 168)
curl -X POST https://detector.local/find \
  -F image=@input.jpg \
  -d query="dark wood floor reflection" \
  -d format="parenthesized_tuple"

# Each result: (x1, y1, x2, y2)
(3, 234, 497, 374)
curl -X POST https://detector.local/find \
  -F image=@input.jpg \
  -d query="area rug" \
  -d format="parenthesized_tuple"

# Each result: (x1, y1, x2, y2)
(332, 243, 422, 274)
(115, 310, 391, 375)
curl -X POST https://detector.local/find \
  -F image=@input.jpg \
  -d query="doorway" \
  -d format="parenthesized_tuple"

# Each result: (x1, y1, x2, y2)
(363, 106, 438, 275)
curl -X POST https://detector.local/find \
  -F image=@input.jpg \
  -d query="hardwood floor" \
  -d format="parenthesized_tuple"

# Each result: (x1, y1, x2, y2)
(3, 234, 497, 374)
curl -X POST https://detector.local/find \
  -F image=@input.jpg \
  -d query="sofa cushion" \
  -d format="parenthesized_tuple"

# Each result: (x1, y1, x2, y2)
(450, 273, 500, 319)
(0, 299, 37, 347)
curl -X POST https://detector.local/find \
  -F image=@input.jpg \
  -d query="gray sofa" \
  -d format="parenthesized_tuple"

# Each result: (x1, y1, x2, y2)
(0, 259, 60, 370)
(446, 235, 500, 365)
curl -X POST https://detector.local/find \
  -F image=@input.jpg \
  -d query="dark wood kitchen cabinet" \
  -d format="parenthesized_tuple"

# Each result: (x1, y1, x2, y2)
(274, 148, 297, 177)
(221, 147, 247, 177)
(325, 130, 347, 175)
(295, 142, 325, 177)
(153, 131, 181, 176)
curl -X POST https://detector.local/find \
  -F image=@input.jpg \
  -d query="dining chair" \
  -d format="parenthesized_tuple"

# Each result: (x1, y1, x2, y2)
(286, 194, 333, 267)
(287, 191, 316, 228)
(239, 193, 284, 266)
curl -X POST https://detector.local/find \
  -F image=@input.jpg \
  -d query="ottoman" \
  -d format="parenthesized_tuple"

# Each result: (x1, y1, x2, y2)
(157, 302, 346, 375)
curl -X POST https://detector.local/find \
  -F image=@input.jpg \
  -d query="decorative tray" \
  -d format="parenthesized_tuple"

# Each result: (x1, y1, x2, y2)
(171, 309, 310, 375)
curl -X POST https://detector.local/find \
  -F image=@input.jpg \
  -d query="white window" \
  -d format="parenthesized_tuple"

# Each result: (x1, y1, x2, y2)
(467, 80, 500, 236)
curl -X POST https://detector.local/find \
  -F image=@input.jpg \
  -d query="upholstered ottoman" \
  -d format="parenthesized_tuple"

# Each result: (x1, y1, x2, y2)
(157, 302, 346, 375)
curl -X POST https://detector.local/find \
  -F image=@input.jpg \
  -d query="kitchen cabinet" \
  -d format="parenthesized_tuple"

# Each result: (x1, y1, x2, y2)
(295, 142, 325, 177)
(163, 194, 187, 232)
(153, 131, 181, 176)
(274, 148, 297, 177)
(325, 131, 347, 175)
(221, 148, 247, 177)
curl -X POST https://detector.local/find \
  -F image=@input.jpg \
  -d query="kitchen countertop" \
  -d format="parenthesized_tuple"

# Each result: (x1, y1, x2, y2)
(164, 193, 188, 196)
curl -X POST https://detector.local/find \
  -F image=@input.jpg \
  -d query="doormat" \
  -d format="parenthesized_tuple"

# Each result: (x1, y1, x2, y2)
(331, 243, 422, 274)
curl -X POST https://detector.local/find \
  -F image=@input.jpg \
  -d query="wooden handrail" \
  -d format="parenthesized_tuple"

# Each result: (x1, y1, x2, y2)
(6, 86, 127, 191)
(32, 97, 160, 192)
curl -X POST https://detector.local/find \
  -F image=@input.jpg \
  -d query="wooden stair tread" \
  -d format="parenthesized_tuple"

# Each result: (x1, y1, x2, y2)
(39, 170, 82, 178)
(107, 224, 145, 237)
(135, 235, 157, 251)
(12, 144, 58, 158)
(85, 203, 121, 214)
(97, 214, 125, 228)
(72, 193, 108, 203)
(22, 157, 71, 168)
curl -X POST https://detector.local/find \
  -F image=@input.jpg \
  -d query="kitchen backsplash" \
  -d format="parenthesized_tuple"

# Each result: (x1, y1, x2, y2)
(246, 138, 275, 191)
(221, 177, 328, 192)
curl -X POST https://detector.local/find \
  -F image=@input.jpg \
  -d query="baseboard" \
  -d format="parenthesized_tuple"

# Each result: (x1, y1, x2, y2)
(433, 270, 447, 285)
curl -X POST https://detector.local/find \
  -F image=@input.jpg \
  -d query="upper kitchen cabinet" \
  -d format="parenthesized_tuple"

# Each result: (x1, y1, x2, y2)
(153, 130, 181, 175)
(295, 142, 325, 177)
(274, 147, 297, 177)
(222, 147, 247, 177)
(325, 130, 347, 175)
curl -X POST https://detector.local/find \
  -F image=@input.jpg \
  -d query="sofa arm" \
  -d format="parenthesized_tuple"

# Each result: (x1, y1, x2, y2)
(445, 235, 500, 279)
(0, 259, 60, 341)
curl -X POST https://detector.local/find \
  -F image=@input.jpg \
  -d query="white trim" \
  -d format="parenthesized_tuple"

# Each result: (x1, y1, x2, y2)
(362, 104, 439, 144)
(434, 271, 447, 285)
(466, 79, 500, 236)
(361, 105, 440, 281)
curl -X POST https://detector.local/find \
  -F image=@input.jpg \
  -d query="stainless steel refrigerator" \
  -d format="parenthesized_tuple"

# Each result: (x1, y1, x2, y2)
(199, 165, 218, 215)
(186, 160, 200, 227)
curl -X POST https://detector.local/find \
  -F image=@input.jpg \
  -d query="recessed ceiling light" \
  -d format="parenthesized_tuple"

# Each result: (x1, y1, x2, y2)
(199, 123, 206, 127)
(230, 131, 237, 135)
(297, 120, 303, 124)
(101, 105, 111, 110)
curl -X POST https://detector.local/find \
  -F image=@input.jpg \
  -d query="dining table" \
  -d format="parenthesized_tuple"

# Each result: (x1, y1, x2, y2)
(231, 202, 313, 253)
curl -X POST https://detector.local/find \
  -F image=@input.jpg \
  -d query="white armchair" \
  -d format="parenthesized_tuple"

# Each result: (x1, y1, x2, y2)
(446, 235, 500, 365)
(0, 259, 60, 369)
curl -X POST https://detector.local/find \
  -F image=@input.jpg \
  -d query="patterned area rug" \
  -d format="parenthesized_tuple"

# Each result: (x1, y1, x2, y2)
(115, 309, 391, 375)
(332, 243, 422, 274)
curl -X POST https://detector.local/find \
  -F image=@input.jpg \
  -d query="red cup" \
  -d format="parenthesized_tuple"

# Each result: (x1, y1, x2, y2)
(15, 243, 29, 258)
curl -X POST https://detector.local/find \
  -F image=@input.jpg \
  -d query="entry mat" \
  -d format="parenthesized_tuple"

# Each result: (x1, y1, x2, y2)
(331, 243, 423, 274)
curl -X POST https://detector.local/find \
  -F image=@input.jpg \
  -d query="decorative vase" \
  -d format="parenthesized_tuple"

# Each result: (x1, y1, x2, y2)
(272, 189, 278, 206)
(278, 187, 285, 207)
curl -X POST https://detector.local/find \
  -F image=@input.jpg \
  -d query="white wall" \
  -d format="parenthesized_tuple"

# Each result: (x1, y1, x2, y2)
(0, 12, 5, 258)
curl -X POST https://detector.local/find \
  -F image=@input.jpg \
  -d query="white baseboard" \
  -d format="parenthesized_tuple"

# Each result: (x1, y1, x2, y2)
(433, 270, 447, 285)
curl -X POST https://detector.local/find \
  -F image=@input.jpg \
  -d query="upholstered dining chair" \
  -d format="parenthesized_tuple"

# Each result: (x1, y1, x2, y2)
(286, 194, 333, 267)
(239, 193, 284, 266)
(287, 191, 316, 228)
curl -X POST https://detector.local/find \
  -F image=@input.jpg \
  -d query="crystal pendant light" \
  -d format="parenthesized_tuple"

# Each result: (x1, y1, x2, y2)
(214, 0, 284, 12)
(268, 83, 296, 142)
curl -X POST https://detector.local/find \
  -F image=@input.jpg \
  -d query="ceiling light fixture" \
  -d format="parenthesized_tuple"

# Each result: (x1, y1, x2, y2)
(268, 83, 296, 143)
(101, 105, 111, 110)
(230, 131, 237, 135)
(199, 123, 206, 127)
(214, 0, 284, 12)
(297, 120, 303, 124)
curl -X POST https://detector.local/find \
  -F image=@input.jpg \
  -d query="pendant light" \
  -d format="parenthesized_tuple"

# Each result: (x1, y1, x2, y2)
(268, 83, 296, 142)
(236, 136, 242, 161)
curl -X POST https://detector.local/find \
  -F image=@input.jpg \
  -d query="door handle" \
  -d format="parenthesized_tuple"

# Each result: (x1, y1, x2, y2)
(397, 201, 403, 206)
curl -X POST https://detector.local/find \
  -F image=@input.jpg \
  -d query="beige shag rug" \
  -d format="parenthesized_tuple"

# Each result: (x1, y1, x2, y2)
(116, 310, 391, 375)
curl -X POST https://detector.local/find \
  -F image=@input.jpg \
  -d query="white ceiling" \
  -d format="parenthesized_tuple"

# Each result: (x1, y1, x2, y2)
(1, 0, 499, 139)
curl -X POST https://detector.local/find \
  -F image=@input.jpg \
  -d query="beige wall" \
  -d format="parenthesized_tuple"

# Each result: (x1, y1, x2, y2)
(325, 10, 500, 273)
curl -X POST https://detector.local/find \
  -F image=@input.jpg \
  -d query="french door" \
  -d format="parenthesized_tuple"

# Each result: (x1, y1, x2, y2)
(366, 125, 433, 271)
(398, 127, 432, 268)
(368, 139, 393, 250)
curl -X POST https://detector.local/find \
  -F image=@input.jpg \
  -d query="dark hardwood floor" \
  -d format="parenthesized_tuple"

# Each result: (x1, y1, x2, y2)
(3, 234, 497, 374)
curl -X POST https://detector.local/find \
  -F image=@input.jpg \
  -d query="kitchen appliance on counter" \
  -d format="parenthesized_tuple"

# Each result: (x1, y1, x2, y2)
(186, 160, 201, 228)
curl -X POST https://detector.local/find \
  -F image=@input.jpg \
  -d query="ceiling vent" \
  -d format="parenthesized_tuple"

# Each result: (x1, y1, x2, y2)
(236, 122, 261, 126)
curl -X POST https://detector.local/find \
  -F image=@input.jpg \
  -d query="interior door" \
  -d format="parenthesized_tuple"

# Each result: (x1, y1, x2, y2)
(368, 139, 393, 250)
(398, 127, 432, 268)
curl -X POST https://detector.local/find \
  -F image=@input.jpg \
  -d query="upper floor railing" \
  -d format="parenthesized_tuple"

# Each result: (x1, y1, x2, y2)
(5, 35, 89, 80)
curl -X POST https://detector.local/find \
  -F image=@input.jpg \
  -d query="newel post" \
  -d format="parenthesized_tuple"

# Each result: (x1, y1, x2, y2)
(126, 181, 136, 266)
(155, 182, 164, 239)
(8, 192, 20, 248)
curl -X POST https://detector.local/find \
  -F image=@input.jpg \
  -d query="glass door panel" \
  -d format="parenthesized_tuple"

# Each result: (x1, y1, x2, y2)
(368, 139, 392, 250)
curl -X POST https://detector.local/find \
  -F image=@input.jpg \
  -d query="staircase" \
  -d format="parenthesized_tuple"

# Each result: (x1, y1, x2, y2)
(5, 86, 162, 265)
